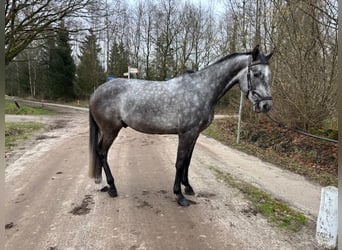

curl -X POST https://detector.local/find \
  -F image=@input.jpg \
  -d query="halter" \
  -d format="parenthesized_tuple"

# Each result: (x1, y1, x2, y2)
(246, 58, 273, 105)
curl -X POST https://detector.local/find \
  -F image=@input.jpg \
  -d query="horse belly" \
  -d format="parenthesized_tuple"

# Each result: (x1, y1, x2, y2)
(124, 113, 180, 134)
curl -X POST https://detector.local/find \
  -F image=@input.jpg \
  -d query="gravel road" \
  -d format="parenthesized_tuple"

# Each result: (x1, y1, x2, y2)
(5, 108, 321, 249)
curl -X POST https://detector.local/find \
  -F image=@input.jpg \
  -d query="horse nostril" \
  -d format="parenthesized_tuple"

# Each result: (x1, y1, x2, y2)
(262, 102, 271, 112)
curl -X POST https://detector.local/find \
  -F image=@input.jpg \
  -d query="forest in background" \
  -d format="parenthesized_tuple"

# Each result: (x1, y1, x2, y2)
(5, 0, 338, 132)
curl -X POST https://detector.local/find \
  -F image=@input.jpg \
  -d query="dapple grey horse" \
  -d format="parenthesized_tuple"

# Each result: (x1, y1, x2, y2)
(89, 45, 274, 206)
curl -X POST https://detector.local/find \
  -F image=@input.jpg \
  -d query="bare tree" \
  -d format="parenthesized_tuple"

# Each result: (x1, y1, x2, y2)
(152, 0, 181, 80)
(271, 0, 337, 130)
(140, 1, 155, 79)
(176, 3, 198, 74)
(5, 0, 95, 65)
(130, 2, 144, 68)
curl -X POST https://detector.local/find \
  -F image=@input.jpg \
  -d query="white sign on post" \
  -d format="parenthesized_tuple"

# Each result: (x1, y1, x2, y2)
(126, 66, 139, 79)
(129, 67, 139, 74)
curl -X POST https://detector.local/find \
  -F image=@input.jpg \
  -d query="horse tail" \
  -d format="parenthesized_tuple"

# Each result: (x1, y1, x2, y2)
(89, 111, 102, 183)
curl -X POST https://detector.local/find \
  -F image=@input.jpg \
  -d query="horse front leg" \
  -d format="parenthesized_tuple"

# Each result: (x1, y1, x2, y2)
(183, 166, 195, 195)
(181, 137, 198, 196)
(174, 131, 199, 206)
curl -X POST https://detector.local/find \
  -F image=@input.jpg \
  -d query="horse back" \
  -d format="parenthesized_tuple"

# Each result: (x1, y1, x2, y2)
(89, 78, 213, 134)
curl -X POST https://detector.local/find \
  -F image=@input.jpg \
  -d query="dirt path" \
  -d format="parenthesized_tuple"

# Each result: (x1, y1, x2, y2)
(5, 111, 320, 249)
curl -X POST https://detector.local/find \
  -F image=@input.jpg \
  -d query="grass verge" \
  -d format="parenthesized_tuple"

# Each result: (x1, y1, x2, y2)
(203, 118, 337, 186)
(5, 101, 54, 115)
(5, 122, 44, 150)
(210, 166, 307, 232)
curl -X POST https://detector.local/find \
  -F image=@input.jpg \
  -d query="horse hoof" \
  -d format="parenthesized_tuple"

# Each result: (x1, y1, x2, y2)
(184, 186, 195, 195)
(100, 186, 109, 192)
(177, 196, 190, 207)
(108, 188, 118, 197)
(95, 177, 102, 184)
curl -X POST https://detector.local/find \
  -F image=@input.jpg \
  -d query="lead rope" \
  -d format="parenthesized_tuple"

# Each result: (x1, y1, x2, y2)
(264, 113, 338, 144)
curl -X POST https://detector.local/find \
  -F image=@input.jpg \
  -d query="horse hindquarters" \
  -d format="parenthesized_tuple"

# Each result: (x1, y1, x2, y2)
(89, 112, 103, 183)
(89, 110, 120, 197)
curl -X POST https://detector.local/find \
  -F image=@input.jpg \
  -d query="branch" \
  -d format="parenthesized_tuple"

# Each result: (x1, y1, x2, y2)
(5, 0, 92, 65)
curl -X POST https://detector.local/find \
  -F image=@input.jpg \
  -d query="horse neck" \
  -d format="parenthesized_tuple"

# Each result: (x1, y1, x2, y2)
(198, 54, 250, 105)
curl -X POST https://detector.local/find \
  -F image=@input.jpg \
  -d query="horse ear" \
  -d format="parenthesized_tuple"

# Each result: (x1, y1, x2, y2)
(251, 44, 260, 61)
(266, 47, 276, 62)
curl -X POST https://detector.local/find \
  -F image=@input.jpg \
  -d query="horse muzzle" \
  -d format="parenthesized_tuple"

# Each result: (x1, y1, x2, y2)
(254, 97, 272, 113)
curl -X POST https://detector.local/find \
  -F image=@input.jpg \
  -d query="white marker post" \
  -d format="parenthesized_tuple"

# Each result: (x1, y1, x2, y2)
(316, 186, 338, 249)
(236, 91, 244, 144)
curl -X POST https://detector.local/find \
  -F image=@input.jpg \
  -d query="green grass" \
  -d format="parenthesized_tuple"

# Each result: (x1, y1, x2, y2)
(5, 102, 54, 115)
(203, 123, 226, 141)
(64, 99, 89, 108)
(210, 167, 307, 232)
(5, 122, 44, 149)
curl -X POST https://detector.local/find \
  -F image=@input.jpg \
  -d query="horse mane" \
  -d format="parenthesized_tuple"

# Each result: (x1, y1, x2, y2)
(212, 52, 252, 66)
(207, 48, 271, 69)
(183, 49, 265, 76)
(196, 51, 252, 73)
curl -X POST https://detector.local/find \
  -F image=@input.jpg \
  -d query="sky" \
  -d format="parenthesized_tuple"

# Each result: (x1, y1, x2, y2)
(180, 0, 225, 13)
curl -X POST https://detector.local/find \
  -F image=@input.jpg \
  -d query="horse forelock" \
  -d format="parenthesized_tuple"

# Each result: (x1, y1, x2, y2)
(257, 53, 269, 64)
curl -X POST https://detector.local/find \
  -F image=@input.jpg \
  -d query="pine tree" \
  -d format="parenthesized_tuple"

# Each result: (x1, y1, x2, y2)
(108, 41, 129, 78)
(39, 35, 56, 98)
(49, 25, 76, 99)
(43, 24, 76, 100)
(5, 55, 30, 96)
(55, 25, 76, 99)
(153, 34, 176, 81)
(74, 30, 105, 99)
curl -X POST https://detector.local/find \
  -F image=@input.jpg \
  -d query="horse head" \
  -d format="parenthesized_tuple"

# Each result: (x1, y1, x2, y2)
(241, 45, 275, 113)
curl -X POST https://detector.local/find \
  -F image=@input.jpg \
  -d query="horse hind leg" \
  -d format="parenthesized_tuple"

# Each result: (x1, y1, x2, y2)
(96, 130, 120, 197)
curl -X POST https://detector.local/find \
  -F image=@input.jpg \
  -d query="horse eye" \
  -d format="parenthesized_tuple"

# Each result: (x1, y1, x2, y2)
(252, 91, 260, 98)
(253, 72, 261, 78)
